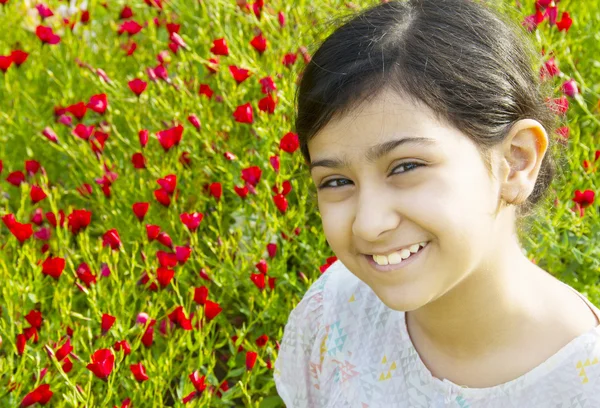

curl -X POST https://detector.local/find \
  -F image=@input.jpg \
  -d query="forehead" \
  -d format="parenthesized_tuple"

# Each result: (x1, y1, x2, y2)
(307, 90, 458, 157)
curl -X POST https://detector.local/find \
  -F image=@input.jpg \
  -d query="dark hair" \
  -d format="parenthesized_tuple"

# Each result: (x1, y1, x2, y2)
(295, 0, 564, 221)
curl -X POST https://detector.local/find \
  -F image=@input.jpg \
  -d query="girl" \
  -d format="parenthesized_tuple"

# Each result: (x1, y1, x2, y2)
(273, 0, 600, 407)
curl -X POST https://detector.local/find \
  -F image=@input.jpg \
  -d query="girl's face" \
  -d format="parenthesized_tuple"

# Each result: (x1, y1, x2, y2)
(308, 89, 516, 311)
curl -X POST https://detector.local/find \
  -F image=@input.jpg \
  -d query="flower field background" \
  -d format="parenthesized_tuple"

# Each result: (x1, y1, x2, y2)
(0, 0, 599, 406)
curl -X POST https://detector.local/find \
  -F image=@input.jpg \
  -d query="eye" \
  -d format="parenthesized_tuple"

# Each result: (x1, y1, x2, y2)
(317, 162, 424, 190)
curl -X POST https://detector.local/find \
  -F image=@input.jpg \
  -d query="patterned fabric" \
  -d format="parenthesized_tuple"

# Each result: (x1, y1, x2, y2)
(274, 259, 600, 407)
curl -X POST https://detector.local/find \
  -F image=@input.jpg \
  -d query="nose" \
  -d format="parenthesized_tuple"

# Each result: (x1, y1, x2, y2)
(351, 187, 401, 242)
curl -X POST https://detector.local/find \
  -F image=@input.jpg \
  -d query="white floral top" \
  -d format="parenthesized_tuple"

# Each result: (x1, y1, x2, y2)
(274, 259, 600, 407)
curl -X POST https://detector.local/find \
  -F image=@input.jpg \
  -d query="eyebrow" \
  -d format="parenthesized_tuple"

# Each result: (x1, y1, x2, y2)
(309, 137, 436, 172)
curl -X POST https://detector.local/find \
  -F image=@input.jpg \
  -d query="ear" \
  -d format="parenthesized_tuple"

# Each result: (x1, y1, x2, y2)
(498, 119, 549, 205)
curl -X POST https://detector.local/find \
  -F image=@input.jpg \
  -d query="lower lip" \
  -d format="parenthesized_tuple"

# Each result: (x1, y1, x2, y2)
(364, 242, 429, 273)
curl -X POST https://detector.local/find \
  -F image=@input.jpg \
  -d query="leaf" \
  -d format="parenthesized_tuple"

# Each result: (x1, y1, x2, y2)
(259, 395, 284, 408)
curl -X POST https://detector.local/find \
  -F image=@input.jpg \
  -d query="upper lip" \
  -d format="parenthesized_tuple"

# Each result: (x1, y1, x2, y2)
(364, 241, 428, 256)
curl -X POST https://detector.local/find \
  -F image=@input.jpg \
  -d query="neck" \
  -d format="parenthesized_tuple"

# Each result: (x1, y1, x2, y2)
(406, 238, 550, 360)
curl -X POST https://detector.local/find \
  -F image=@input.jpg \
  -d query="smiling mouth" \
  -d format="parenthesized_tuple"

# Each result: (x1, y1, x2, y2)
(363, 241, 430, 272)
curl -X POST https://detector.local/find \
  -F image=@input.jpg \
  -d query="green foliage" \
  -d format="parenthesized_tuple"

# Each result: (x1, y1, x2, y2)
(0, 0, 598, 406)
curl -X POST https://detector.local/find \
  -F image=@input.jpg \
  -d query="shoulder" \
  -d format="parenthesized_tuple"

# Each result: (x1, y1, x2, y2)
(278, 259, 356, 341)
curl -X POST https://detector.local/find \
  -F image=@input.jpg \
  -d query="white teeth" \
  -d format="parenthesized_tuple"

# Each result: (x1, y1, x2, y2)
(387, 252, 402, 265)
(399, 248, 411, 260)
(371, 241, 428, 266)
(373, 255, 389, 265)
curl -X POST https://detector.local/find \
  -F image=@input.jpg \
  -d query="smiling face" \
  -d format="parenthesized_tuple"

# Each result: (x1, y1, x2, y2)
(308, 89, 519, 311)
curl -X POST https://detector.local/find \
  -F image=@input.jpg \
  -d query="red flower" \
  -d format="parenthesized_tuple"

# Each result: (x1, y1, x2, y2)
(255, 334, 269, 347)
(279, 132, 299, 153)
(273, 194, 288, 213)
(102, 229, 122, 250)
(157, 250, 178, 267)
(36, 26, 60, 44)
(41, 127, 58, 143)
(250, 273, 265, 290)
(86, 348, 115, 379)
(132, 202, 149, 221)
(128, 78, 147, 96)
(101, 314, 116, 334)
(156, 266, 175, 286)
(76, 262, 97, 287)
(35, 3, 54, 19)
(210, 38, 229, 56)
(166, 23, 180, 34)
(17, 333, 27, 355)
(88, 93, 108, 114)
(180, 212, 203, 231)
(282, 52, 297, 67)
(157, 174, 177, 194)
(113, 340, 131, 355)
(168, 306, 192, 330)
(131, 152, 146, 169)
(55, 338, 73, 361)
(130, 362, 149, 382)
(141, 322, 155, 347)
(246, 351, 258, 370)
(259, 76, 277, 94)
(204, 300, 222, 321)
(157, 231, 173, 248)
(194, 286, 209, 305)
(209, 182, 222, 200)
(544, 5, 558, 25)
(73, 123, 95, 140)
(233, 103, 253, 124)
(250, 32, 267, 54)
(41, 256, 65, 279)
(170, 32, 187, 49)
(269, 155, 280, 172)
(241, 166, 262, 186)
(175, 246, 191, 264)
(118, 20, 143, 36)
(562, 79, 579, 98)
(258, 93, 277, 113)
(7, 170, 25, 186)
(156, 124, 183, 151)
(120, 6, 133, 19)
(320, 256, 338, 273)
(556, 12, 572, 32)
(234, 185, 249, 198)
(24, 310, 43, 329)
(266, 243, 277, 258)
(139, 129, 149, 147)
(81, 10, 90, 24)
(185, 114, 201, 132)
(30, 185, 47, 204)
(21, 384, 53, 407)
(255, 259, 268, 274)
(199, 83, 214, 98)
(546, 96, 569, 115)
(146, 224, 161, 241)
(11, 50, 29, 66)
(66, 101, 87, 120)
(573, 189, 595, 208)
(67, 209, 92, 234)
(0, 54, 12, 72)
(522, 10, 544, 32)
(5, 217, 33, 243)
(182, 371, 207, 404)
(229, 65, 251, 84)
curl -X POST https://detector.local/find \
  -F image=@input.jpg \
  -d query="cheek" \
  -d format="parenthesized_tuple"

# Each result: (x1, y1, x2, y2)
(319, 203, 350, 247)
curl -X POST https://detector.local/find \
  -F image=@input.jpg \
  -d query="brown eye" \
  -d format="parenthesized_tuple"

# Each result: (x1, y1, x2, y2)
(391, 162, 423, 175)
(317, 162, 423, 190)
